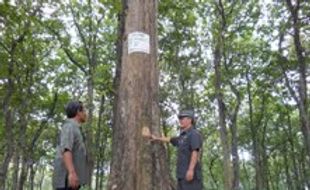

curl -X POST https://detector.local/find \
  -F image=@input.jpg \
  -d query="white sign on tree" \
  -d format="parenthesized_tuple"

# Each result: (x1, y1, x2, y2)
(128, 32, 150, 54)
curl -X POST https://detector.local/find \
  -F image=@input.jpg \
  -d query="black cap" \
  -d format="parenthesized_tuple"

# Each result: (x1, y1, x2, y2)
(178, 110, 195, 120)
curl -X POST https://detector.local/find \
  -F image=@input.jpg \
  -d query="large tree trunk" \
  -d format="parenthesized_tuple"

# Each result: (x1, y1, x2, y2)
(107, 0, 173, 190)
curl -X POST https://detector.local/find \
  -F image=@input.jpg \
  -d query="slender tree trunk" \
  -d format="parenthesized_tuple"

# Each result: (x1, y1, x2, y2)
(285, 0, 310, 164)
(261, 117, 269, 190)
(229, 98, 240, 190)
(99, 158, 105, 190)
(85, 72, 95, 185)
(17, 156, 28, 190)
(242, 161, 251, 189)
(39, 166, 45, 190)
(284, 141, 293, 189)
(17, 115, 29, 190)
(95, 95, 105, 190)
(16, 65, 33, 190)
(214, 41, 232, 190)
(209, 157, 219, 189)
(0, 56, 15, 190)
(300, 149, 309, 188)
(29, 163, 35, 190)
(246, 69, 268, 190)
(12, 154, 20, 190)
(107, 0, 173, 189)
(225, 74, 241, 190)
(285, 109, 301, 189)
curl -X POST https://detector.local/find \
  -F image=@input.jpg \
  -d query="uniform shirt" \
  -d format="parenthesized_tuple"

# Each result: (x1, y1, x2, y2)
(53, 119, 88, 188)
(170, 127, 202, 179)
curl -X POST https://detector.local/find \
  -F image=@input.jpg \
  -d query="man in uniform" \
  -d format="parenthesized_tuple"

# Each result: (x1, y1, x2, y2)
(151, 109, 203, 190)
(53, 101, 88, 190)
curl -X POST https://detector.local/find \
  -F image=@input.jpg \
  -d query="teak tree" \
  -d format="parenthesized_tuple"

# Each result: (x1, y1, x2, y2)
(107, 1, 174, 190)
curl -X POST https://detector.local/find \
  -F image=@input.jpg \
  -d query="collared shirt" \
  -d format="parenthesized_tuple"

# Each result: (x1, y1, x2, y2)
(53, 119, 88, 188)
(170, 127, 203, 179)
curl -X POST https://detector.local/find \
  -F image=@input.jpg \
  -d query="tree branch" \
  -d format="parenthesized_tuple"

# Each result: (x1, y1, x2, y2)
(30, 92, 58, 149)
(69, 2, 91, 64)
(43, 23, 87, 74)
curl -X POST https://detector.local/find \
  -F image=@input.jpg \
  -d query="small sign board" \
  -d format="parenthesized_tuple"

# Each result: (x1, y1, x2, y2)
(128, 32, 150, 54)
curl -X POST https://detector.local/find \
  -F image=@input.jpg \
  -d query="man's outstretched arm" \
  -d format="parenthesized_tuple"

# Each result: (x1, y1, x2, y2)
(151, 135, 171, 143)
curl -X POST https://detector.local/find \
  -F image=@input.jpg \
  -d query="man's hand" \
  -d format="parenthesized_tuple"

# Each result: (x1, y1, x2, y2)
(151, 135, 171, 143)
(186, 150, 199, 181)
(185, 169, 194, 182)
(68, 171, 79, 189)
(63, 151, 79, 189)
(151, 135, 160, 141)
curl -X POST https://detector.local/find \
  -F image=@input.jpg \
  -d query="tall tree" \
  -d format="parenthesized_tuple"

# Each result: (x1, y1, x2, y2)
(270, 0, 310, 186)
(0, 2, 36, 188)
(284, 0, 310, 164)
(42, 1, 117, 184)
(107, 0, 173, 190)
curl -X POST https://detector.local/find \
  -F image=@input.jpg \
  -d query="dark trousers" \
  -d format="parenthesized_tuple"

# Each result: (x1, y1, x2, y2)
(177, 178, 203, 190)
(55, 175, 80, 190)
(56, 185, 80, 190)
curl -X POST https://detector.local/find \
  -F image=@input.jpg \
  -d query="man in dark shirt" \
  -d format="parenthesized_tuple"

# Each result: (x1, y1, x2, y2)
(151, 110, 203, 190)
(53, 101, 89, 190)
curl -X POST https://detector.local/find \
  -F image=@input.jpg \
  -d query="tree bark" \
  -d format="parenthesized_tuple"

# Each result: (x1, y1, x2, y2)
(29, 164, 36, 190)
(17, 156, 28, 190)
(224, 57, 241, 190)
(228, 86, 240, 190)
(285, 0, 310, 164)
(11, 154, 20, 190)
(107, 0, 173, 189)
(85, 71, 95, 185)
(285, 108, 301, 189)
(95, 95, 105, 190)
(0, 46, 15, 190)
(246, 69, 269, 190)
(214, 41, 232, 190)
(39, 166, 45, 190)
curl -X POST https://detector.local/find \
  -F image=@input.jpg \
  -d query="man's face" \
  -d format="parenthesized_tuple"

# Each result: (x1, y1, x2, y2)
(77, 108, 87, 123)
(178, 116, 192, 129)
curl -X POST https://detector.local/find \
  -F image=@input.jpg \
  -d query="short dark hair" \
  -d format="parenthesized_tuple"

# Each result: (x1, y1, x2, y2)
(65, 101, 84, 118)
